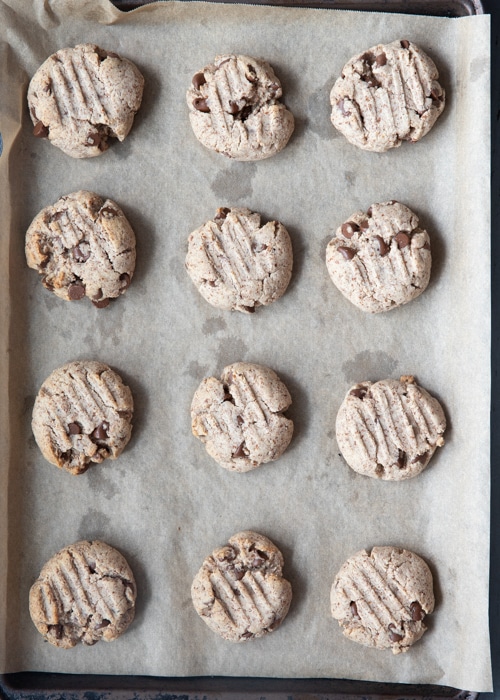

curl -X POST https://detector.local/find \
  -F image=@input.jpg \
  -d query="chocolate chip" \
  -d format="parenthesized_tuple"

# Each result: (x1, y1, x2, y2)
(100, 207, 118, 218)
(338, 247, 356, 261)
(359, 220, 370, 231)
(400, 40, 410, 49)
(395, 232, 411, 248)
(94, 619, 111, 629)
(350, 388, 367, 400)
(228, 100, 240, 115)
(193, 97, 210, 113)
(388, 624, 404, 642)
(86, 132, 101, 147)
(240, 105, 253, 122)
(341, 221, 359, 239)
(49, 624, 63, 640)
(363, 75, 380, 88)
(375, 235, 389, 257)
(120, 273, 131, 289)
(215, 207, 230, 222)
(337, 99, 351, 117)
(245, 65, 258, 82)
(192, 72, 206, 89)
(106, 52, 120, 59)
(92, 298, 110, 309)
(232, 442, 246, 458)
(361, 52, 375, 63)
(68, 283, 85, 300)
(350, 601, 360, 619)
(397, 450, 407, 468)
(241, 631, 253, 639)
(376, 53, 387, 66)
(72, 245, 90, 263)
(91, 422, 109, 441)
(242, 305, 256, 313)
(236, 415, 244, 426)
(410, 601, 424, 621)
(366, 207, 373, 217)
(33, 121, 49, 138)
(411, 452, 428, 464)
(68, 422, 82, 435)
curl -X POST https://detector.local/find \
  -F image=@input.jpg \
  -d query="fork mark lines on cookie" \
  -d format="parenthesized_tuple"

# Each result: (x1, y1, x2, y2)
(208, 567, 276, 632)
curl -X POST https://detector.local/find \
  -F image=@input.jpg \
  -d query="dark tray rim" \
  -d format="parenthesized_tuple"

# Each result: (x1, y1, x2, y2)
(1, 0, 488, 698)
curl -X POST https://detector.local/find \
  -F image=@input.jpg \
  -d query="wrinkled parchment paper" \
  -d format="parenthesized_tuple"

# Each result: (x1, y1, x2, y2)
(0, 0, 491, 691)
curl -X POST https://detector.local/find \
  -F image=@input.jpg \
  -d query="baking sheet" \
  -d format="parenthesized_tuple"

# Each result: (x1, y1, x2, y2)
(0, 0, 491, 692)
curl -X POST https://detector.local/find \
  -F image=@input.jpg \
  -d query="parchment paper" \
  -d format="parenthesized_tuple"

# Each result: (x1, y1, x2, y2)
(0, 0, 492, 691)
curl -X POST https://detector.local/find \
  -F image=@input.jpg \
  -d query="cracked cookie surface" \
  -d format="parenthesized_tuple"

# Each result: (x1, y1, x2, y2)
(335, 375, 446, 481)
(32, 360, 134, 475)
(25, 190, 136, 307)
(330, 40, 445, 152)
(330, 546, 435, 653)
(187, 54, 294, 160)
(326, 201, 431, 313)
(191, 362, 293, 472)
(28, 43, 144, 158)
(29, 540, 136, 648)
(185, 207, 293, 313)
(191, 531, 292, 642)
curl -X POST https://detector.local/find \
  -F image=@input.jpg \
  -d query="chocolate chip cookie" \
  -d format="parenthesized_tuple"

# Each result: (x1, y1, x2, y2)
(330, 546, 435, 654)
(32, 360, 134, 475)
(336, 375, 446, 480)
(186, 54, 294, 160)
(28, 44, 144, 158)
(325, 201, 431, 313)
(25, 190, 136, 308)
(185, 207, 293, 313)
(191, 362, 293, 472)
(330, 40, 445, 152)
(191, 531, 292, 642)
(29, 540, 136, 648)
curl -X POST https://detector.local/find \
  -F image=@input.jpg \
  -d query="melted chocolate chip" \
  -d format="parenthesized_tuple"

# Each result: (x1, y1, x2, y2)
(397, 450, 407, 468)
(72, 245, 90, 263)
(375, 235, 389, 257)
(240, 105, 253, 122)
(376, 53, 387, 66)
(359, 220, 370, 231)
(193, 97, 210, 113)
(388, 624, 404, 642)
(33, 121, 49, 138)
(410, 601, 424, 621)
(91, 422, 109, 441)
(68, 283, 85, 300)
(228, 100, 240, 115)
(192, 72, 206, 89)
(341, 221, 359, 239)
(68, 422, 82, 435)
(338, 246, 356, 261)
(395, 232, 411, 249)
(350, 388, 367, 400)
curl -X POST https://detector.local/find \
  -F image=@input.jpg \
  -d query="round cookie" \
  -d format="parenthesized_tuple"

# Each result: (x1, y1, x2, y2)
(32, 360, 134, 475)
(191, 362, 293, 472)
(185, 207, 293, 313)
(325, 201, 431, 313)
(186, 54, 294, 160)
(330, 546, 435, 654)
(25, 191, 136, 307)
(191, 531, 292, 642)
(330, 40, 445, 152)
(28, 43, 144, 158)
(29, 540, 136, 648)
(335, 375, 446, 481)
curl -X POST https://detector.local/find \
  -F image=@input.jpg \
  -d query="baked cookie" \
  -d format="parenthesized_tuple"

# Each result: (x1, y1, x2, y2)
(330, 546, 435, 654)
(32, 360, 133, 475)
(185, 207, 293, 313)
(186, 54, 294, 160)
(325, 201, 431, 313)
(26, 191, 136, 308)
(191, 531, 292, 642)
(29, 540, 136, 648)
(330, 40, 445, 152)
(28, 44, 144, 158)
(191, 362, 293, 472)
(336, 375, 446, 481)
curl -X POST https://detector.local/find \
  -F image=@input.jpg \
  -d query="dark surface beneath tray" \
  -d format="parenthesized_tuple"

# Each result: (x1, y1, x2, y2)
(1, 0, 497, 698)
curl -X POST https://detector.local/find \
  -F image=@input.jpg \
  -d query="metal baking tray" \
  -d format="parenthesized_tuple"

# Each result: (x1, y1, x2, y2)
(0, 0, 491, 698)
